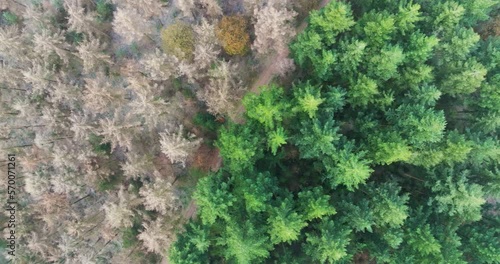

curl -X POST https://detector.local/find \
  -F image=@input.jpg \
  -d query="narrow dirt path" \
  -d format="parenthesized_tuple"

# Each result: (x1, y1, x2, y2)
(182, 199, 198, 220)
(231, 0, 332, 123)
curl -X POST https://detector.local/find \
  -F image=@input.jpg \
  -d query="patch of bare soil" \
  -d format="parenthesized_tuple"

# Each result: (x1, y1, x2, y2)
(182, 199, 198, 220)
(353, 251, 375, 264)
(191, 143, 222, 173)
(153, 152, 176, 182)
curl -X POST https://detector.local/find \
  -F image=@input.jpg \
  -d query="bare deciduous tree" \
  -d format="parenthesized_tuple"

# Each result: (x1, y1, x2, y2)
(22, 61, 54, 95)
(196, 60, 244, 115)
(26, 232, 60, 261)
(178, 60, 199, 84)
(83, 74, 127, 114)
(194, 42, 219, 71)
(83, 156, 113, 183)
(199, 0, 223, 17)
(112, 7, 153, 44)
(102, 187, 136, 229)
(11, 98, 38, 118)
(176, 0, 195, 18)
(48, 77, 80, 107)
(137, 218, 175, 256)
(242, 0, 259, 12)
(50, 169, 85, 196)
(193, 19, 220, 70)
(0, 61, 23, 88)
(252, 4, 297, 57)
(159, 125, 202, 167)
(130, 86, 170, 129)
(276, 57, 296, 77)
(32, 29, 71, 63)
(64, 0, 99, 36)
(22, 3, 55, 33)
(0, 25, 26, 61)
(139, 49, 179, 81)
(98, 111, 141, 151)
(24, 168, 52, 200)
(56, 234, 91, 262)
(139, 178, 182, 215)
(19, 146, 46, 173)
(41, 106, 67, 134)
(34, 193, 71, 230)
(50, 146, 77, 173)
(198, 77, 237, 116)
(122, 152, 155, 180)
(77, 38, 112, 74)
(34, 128, 65, 150)
(69, 111, 95, 142)
(112, 0, 163, 18)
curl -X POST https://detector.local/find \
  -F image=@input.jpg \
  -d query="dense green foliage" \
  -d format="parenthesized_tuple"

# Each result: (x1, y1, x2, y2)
(95, 0, 115, 22)
(88, 133, 112, 155)
(1, 11, 19, 25)
(170, 1, 500, 263)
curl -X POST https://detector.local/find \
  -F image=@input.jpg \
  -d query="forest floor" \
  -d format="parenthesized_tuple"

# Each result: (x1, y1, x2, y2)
(231, 0, 332, 123)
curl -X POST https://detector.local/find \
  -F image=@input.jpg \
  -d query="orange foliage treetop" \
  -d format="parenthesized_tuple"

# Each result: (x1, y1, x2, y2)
(216, 16, 250, 56)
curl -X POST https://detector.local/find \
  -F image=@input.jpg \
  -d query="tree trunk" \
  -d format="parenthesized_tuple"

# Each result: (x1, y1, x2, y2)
(72, 194, 92, 205)
(2, 143, 33, 150)
(0, 87, 26, 92)
(397, 168, 424, 182)
(9, 0, 27, 7)
(3, 124, 46, 130)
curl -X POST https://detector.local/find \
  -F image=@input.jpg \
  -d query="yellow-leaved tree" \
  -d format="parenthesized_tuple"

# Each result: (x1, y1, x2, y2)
(216, 16, 250, 56)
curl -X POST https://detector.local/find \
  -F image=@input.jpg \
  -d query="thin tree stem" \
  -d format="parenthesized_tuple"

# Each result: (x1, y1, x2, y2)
(72, 194, 91, 205)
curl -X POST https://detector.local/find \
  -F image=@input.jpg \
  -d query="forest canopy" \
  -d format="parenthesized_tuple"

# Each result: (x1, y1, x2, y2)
(0, 0, 310, 262)
(0, 0, 499, 263)
(170, 0, 500, 263)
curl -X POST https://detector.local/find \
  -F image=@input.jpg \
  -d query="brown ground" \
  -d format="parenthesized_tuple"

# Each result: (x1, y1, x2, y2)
(182, 199, 198, 220)
(191, 143, 222, 173)
(154, 153, 176, 181)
